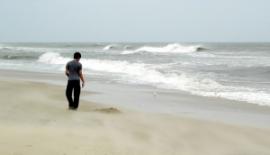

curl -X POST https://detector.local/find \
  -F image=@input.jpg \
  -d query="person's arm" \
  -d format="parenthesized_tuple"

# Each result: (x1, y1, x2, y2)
(65, 69, 69, 77)
(65, 63, 69, 77)
(79, 70, 85, 87)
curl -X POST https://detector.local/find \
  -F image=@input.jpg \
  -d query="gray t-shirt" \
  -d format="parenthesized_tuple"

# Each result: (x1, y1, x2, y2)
(66, 60, 82, 81)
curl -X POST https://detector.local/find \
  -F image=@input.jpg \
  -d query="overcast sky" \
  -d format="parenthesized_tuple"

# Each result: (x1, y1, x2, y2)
(0, 0, 270, 42)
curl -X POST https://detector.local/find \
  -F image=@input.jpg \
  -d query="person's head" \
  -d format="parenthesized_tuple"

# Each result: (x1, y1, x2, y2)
(74, 52, 81, 61)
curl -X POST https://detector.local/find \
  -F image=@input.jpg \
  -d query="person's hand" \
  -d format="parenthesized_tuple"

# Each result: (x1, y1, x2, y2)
(65, 70, 69, 77)
(82, 82, 85, 88)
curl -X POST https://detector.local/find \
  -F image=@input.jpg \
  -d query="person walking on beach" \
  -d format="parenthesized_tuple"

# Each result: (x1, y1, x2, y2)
(65, 52, 85, 110)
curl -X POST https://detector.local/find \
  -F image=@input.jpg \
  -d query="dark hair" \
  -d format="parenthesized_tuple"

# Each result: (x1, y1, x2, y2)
(74, 52, 81, 59)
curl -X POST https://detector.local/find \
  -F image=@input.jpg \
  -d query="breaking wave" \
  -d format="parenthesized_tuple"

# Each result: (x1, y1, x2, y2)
(37, 52, 70, 64)
(103, 45, 115, 51)
(121, 43, 204, 54)
(37, 52, 270, 106)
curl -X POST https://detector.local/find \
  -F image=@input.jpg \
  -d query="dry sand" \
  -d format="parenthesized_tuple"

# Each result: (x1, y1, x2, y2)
(0, 79, 270, 155)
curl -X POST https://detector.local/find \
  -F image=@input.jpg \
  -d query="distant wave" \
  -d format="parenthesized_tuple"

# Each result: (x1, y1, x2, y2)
(37, 52, 270, 106)
(0, 50, 41, 60)
(103, 45, 114, 51)
(0, 54, 38, 60)
(103, 44, 132, 51)
(103, 44, 119, 51)
(0, 45, 63, 53)
(124, 45, 131, 50)
(0, 44, 7, 50)
(121, 43, 205, 54)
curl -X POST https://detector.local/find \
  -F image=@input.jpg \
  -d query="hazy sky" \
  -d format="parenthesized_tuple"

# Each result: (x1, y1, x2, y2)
(1, 0, 270, 42)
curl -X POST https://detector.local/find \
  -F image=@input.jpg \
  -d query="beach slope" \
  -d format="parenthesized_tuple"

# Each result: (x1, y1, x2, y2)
(0, 79, 270, 155)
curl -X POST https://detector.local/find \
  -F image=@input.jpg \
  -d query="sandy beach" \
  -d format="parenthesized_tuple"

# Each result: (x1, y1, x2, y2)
(0, 71, 270, 155)
(1, 0, 270, 153)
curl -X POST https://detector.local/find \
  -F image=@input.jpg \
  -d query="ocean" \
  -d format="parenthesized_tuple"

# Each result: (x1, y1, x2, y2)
(1, 42, 270, 106)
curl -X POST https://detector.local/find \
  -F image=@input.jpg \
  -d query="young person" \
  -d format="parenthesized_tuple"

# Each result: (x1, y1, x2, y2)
(65, 52, 85, 110)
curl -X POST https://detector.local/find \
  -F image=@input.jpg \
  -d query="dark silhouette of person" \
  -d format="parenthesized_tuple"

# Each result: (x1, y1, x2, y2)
(65, 52, 85, 110)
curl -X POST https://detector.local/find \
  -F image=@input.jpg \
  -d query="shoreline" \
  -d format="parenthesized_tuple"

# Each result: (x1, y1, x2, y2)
(1, 69, 270, 128)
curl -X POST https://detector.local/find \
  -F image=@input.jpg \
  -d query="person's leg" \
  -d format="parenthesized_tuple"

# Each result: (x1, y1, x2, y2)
(66, 80, 74, 109)
(73, 80, 81, 109)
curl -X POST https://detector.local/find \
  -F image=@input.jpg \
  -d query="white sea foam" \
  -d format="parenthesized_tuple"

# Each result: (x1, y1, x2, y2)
(196, 91, 270, 106)
(37, 52, 70, 64)
(121, 43, 202, 54)
(36, 52, 270, 106)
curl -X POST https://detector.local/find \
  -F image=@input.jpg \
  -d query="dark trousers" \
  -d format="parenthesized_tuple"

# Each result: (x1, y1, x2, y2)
(66, 80, 81, 109)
